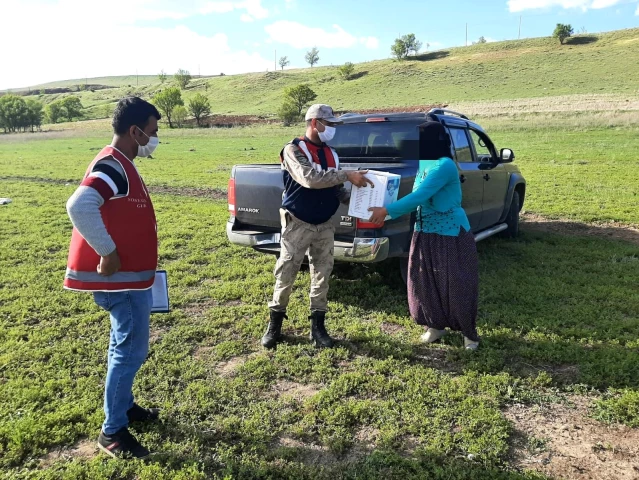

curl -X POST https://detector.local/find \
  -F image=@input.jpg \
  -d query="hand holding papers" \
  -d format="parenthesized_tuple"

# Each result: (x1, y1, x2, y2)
(348, 170, 401, 220)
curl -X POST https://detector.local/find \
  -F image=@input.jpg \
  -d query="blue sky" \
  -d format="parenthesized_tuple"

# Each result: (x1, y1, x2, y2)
(2, 0, 638, 89)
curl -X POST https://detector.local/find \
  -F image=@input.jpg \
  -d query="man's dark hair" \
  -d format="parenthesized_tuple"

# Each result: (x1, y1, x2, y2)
(112, 96, 161, 135)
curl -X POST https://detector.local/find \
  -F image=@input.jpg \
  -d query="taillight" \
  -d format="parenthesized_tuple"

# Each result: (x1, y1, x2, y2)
(228, 178, 236, 215)
(357, 219, 383, 229)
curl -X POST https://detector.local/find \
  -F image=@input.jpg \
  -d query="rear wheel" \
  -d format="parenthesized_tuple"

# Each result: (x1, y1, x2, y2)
(399, 257, 409, 285)
(499, 191, 520, 238)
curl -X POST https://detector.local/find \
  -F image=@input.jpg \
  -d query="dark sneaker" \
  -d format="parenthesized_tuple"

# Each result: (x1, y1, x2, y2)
(127, 403, 160, 423)
(97, 427, 150, 459)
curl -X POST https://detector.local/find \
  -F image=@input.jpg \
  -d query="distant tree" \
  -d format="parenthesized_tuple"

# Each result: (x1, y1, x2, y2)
(476, 36, 487, 44)
(188, 93, 211, 126)
(283, 84, 317, 115)
(391, 37, 409, 60)
(391, 33, 422, 60)
(153, 87, 183, 128)
(279, 56, 290, 70)
(278, 101, 300, 126)
(45, 100, 64, 124)
(404, 33, 422, 55)
(553, 23, 574, 45)
(338, 62, 355, 80)
(158, 70, 167, 84)
(25, 99, 44, 132)
(0, 95, 28, 132)
(61, 96, 83, 121)
(174, 69, 192, 89)
(305, 47, 320, 67)
(173, 105, 188, 128)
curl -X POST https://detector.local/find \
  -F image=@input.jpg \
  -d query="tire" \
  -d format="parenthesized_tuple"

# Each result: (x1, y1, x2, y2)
(399, 257, 409, 285)
(499, 190, 520, 238)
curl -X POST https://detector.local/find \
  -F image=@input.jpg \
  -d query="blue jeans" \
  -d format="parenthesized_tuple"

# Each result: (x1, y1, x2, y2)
(93, 289, 152, 435)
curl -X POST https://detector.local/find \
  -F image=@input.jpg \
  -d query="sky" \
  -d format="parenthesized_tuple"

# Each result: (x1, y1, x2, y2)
(1, 0, 638, 90)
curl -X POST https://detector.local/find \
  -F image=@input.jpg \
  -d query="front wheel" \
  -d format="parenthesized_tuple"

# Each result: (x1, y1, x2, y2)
(499, 191, 520, 238)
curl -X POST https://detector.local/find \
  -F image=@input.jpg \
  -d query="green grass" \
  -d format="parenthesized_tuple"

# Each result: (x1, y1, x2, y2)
(0, 114, 638, 478)
(12, 28, 639, 121)
(1, 119, 638, 225)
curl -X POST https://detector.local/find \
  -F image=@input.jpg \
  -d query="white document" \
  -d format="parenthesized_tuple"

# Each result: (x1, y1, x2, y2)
(348, 170, 401, 220)
(151, 270, 170, 314)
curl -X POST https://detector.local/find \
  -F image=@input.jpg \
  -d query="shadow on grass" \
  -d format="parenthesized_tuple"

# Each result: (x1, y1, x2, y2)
(329, 223, 639, 390)
(348, 70, 369, 81)
(565, 35, 598, 45)
(152, 418, 540, 479)
(413, 50, 450, 62)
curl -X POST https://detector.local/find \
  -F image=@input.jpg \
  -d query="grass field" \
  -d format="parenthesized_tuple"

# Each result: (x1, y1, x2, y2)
(10, 28, 639, 121)
(1, 110, 638, 479)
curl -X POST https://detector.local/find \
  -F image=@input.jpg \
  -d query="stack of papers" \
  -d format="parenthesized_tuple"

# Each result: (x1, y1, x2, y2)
(347, 171, 401, 220)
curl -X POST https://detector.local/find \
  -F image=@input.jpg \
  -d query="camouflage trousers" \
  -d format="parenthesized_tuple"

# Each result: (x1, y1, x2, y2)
(269, 209, 335, 313)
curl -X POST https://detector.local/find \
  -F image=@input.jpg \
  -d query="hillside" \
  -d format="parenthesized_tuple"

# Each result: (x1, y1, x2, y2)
(11, 27, 639, 120)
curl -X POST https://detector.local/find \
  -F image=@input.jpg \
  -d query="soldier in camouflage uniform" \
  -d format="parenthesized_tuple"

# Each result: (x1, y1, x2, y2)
(262, 104, 374, 349)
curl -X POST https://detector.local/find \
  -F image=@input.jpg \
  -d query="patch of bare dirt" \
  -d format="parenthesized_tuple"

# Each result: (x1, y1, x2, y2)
(214, 355, 251, 377)
(274, 434, 371, 466)
(380, 322, 407, 335)
(39, 439, 96, 467)
(506, 396, 639, 480)
(0, 175, 75, 185)
(271, 380, 320, 400)
(148, 185, 225, 199)
(149, 327, 168, 345)
(521, 213, 639, 246)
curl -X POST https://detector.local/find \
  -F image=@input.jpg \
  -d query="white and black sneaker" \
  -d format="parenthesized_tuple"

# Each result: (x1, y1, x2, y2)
(98, 427, 150, 459)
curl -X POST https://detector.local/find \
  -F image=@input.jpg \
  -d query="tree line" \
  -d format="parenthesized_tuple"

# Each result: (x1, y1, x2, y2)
(0, 95, 84, 133)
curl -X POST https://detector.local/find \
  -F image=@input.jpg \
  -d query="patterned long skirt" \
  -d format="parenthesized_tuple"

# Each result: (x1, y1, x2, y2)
(407, 230, 480, 342)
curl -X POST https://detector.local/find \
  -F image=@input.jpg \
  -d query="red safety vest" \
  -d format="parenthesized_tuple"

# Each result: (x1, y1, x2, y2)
(64, 146, 158, 292)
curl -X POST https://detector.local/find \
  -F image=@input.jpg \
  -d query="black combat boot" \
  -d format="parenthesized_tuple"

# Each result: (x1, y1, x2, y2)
(309, 310, 334, 348)
(261, 310, 287, 349)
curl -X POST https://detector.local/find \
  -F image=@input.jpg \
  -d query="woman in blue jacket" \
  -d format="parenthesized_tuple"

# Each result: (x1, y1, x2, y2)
(368, 121, 480, 350)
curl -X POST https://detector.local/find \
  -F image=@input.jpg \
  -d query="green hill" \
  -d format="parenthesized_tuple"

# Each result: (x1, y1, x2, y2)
(14, 27, 639, 120)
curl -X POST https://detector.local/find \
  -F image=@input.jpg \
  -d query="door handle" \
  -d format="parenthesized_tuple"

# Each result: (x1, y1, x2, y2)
(459, 175, 466, 183)
(483, 174, 490, 181)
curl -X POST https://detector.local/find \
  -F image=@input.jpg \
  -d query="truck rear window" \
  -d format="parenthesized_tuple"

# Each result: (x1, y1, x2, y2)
(331, 121, 419, 161)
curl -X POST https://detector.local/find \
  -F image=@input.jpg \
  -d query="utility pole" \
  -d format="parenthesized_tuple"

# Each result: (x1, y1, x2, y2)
(274, 49, 277, 71)
(518, 16, 522, 39)
(465, 23, 468, 47)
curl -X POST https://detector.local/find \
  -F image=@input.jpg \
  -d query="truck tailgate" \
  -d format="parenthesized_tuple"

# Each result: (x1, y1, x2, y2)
(231, 164, 356, 236)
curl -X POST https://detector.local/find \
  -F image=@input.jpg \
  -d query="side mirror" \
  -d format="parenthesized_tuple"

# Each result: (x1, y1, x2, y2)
(500, 148, 515, 163)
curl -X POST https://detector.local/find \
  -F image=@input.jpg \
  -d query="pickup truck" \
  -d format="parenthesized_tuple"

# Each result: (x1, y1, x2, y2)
(226, 109, 526, 281)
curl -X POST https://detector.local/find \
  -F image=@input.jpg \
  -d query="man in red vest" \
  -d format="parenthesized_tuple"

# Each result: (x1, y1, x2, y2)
(262, 104, 373, 350)
(65, 97, 161, 459)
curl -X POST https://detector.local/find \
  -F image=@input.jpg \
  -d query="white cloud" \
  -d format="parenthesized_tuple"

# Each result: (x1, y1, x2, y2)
(636, 3, 639, 14)
(264, 21, 379, 50)
(200, 0, 268, 21)
(199, 2, 236, 14)
(0, 0, 273, 89)
(360, 37, 379, 49)
(507, 0, 624, 12)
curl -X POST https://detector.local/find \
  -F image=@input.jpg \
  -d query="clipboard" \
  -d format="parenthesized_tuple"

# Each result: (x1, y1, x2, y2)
(151, 270, 170, 314)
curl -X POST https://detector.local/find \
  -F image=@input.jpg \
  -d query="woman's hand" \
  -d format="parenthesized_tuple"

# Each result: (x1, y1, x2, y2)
(368, 207, 388, 225)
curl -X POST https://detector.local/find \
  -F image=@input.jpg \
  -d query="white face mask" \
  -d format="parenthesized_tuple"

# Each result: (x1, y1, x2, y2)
(318, 123, 336, 143)
(135, 127, 159, 157)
